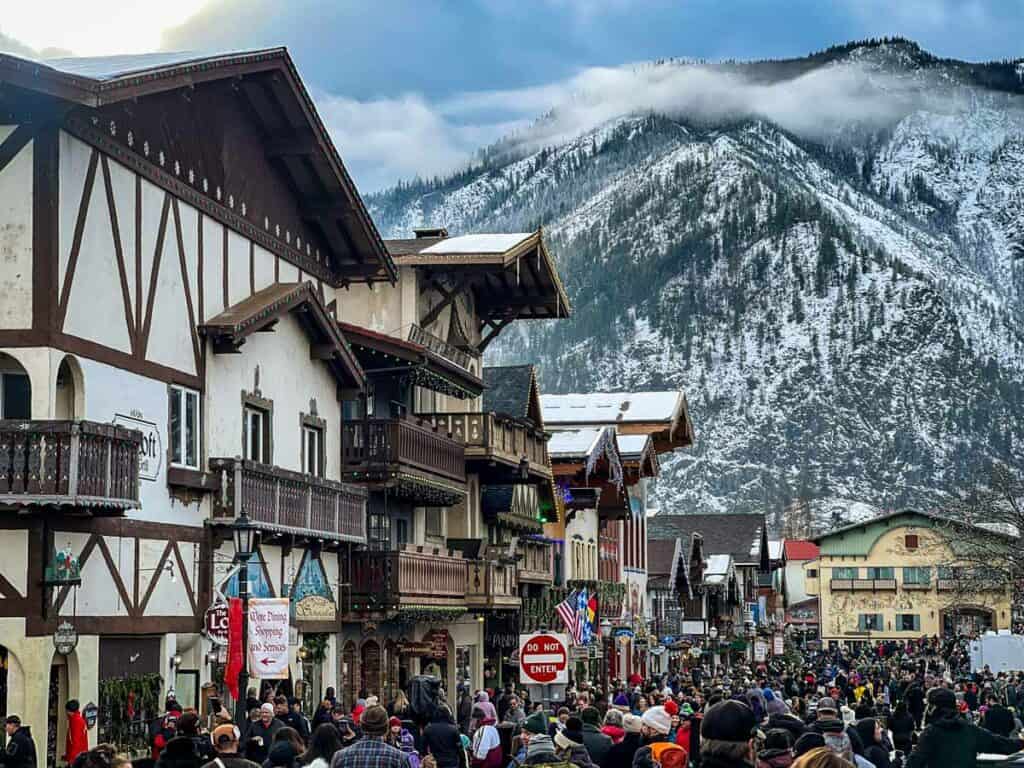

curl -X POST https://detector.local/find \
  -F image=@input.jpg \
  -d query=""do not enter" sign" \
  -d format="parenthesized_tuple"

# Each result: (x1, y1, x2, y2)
(519, 632, 569, 685)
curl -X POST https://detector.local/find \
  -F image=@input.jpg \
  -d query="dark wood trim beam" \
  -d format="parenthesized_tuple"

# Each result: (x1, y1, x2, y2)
(266, 128, 317, 158)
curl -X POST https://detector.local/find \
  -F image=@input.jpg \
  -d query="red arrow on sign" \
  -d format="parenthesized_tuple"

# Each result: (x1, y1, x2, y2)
(259, 657, 275, 666)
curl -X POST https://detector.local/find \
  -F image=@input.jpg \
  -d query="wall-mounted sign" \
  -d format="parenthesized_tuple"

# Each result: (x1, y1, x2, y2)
(295, 595, 336, 621)
(754, 640, 768, 663)
(425, 629, 450, 659)
(773, 634, 784, 656)
(291, 555, 336, 621)
(114, 413, 162, 481)
(204, 603, 229, 646)
(83, 702, 98, 729)
(54, 620, 78, 655)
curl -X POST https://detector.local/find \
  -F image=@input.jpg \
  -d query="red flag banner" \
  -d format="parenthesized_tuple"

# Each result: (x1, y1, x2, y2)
(225, 597, 243, 700)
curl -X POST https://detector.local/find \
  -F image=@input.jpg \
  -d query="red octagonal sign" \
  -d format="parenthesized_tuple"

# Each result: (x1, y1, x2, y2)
(519, 633, 569, 685)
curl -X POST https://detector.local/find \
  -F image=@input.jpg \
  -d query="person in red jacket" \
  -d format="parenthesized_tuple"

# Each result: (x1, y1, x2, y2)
(64, 700, 89, 765)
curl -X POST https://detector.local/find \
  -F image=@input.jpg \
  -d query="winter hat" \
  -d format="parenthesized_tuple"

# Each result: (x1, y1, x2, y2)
(793, 732, 826, 757)
(580, 707, 601, 726)
(613, 692, 630, 708)
(389, 717, 402, 729)
(641, 706, 672, 735)
(664, 699, 679, 717)
(623, 714, 644, 734)
(527, 734, 556, 760)
(681, 703, 694, 716)
(701, 700, 757, 743)
(365, 696, 379, 707)
(268, 741, 297, 768)
(260, 703, 275, 715)
(212, 724, 241, 747)
(523, 711, 548, 735)
(603, 709, 623, 727)
(361, 704, 389, 736)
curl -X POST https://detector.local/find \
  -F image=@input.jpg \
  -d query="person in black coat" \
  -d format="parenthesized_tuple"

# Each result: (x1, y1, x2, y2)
(982, 696, 1017, 738)
(889, 701, 916, 755)
(855, 718, 891, 768)
(604, 714, 642, 768)
(1, 717, 37, 768)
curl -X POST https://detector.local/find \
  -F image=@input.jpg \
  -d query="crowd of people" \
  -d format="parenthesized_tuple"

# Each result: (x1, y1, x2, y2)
(6, 636, 1024, 768)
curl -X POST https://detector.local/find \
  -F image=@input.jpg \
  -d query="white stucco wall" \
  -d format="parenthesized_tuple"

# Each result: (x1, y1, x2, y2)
(205, 313, 343, 479)
(0, 127, 33, 330)
(565, 508, 599, 583)
(785, 561, 810, 605)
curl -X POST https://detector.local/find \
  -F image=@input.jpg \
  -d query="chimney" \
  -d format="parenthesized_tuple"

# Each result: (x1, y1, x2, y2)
(413, 226, 448, 239)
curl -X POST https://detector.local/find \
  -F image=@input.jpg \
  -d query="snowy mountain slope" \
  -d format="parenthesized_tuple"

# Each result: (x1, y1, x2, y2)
(369, 39, 1024, 523)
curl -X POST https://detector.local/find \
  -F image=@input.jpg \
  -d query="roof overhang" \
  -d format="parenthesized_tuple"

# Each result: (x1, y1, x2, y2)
(199, 282, 364, 389)
(386, 229, 571, 324)
(0, 48, 396, 285)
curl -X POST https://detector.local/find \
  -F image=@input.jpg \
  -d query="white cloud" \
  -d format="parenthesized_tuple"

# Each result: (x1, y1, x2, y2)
(326, 53, 1001, 193)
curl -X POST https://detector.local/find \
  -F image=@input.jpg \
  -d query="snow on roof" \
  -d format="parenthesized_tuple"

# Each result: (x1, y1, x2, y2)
(547, 428, 606, 458)
(616, 434, 651, 457)
(542, 391, 683, 424)
(42, 51, 246, 81)
(704, 554, 733, 584)
(419, 233, 532, 255)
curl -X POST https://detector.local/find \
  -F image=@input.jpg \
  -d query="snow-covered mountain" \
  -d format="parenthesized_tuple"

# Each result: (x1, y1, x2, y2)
(368, 39, 1024, 527)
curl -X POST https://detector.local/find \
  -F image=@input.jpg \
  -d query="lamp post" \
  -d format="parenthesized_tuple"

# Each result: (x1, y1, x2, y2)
(708, 624, 718, 676)
(233, 510, 257, 725)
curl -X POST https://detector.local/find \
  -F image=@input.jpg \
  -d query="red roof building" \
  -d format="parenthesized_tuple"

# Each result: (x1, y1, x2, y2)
(783, 540, 820, 561)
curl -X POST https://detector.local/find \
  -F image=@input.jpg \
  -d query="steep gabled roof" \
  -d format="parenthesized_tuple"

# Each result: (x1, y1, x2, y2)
(483, 365, 543, 426)
(200, 282, 363, 388)
(0, 48, 395, 284)
(648, 513, 765, 565)
(784, 540, 820, 561)
(541, 390, 694, 453)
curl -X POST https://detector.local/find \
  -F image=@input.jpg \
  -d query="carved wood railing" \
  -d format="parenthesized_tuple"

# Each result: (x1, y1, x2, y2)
(341, 417, 465, 483)
(517, 539, 554, 583)
(467, 559, 520, 608)
(0, 420, 141, 509)
(408, 324, 478, 373)
(429, 412, 549, 469)
(209, 457, 367, 542)
(349, 546, 467, 609)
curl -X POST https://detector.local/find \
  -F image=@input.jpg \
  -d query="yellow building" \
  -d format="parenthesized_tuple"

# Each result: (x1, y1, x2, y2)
(806, 511, 1013, 646)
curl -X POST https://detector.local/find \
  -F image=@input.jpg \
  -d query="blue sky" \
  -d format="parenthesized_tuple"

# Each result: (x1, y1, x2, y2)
(4, 1, 1023, 190)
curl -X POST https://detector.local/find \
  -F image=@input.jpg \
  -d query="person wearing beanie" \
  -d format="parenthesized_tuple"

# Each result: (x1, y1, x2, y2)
(605, 714, 643, 768)
(522, 734, 568, 767)
(64, 700, 89, 767)
(613, 692, 631, 710)
(698, 700, 758, 768)
(508, 711, 565, 768)
(905, 687, 1024, 768)
(553, 717, 593, 768)
(202, 725, 262, 768)
(792, 732, 825, 759)
(244, 704, 284, 764)
(600, 709, 625, 746)
(330, 705, 408, 768)
(756, 728, 794, 768)
(632, 706, 686, 768)
(578, 707, 612, 767)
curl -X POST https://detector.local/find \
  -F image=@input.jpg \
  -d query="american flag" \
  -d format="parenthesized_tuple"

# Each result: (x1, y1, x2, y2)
(556, 589, 582, 643)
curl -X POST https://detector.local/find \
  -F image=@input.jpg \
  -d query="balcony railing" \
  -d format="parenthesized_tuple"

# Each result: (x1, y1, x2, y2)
(349, 546, 467, 610)
(902, 581, 932, 590)
(521, 587, 568, 633)
(342, 417, 466, 485)
(467, 560, 520, 609)
(518, 539, 554, 584)
(428, 412, 550, 478)
(209, 457, 367, 542)
(408, 324, 478, 373)
(830, 578, 897, 591)
(0, 420, 141, 510)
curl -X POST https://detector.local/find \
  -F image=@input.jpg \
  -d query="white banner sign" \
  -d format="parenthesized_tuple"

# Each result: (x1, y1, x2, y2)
(754, 640, 768, 663)
(248, 598, 291, 677)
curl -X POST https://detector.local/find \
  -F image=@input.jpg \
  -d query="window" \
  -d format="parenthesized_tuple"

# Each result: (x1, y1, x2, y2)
(395, 518, 409, 547)
(169, 385, 200, 469)
(367, 510, 390, 551)
(867, 567, 894, 580)
(425, 508, 444, 539)
(897, 614, 921, 632)
(858, 613, 883, 631)
(0, 372, 31, 419)
(938, 565, 956, 580)
(244, 406, 269, 462)
(807, 569, 818, 578)
(833, 567, 859, 580)
(905, 534, 919, 550)
(302, 425, 323, 476)
(903, 566, 931, 585)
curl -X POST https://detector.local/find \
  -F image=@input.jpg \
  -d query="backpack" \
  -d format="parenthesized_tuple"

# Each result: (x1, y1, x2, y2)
(822, 729, 853, 761)
(649, 742, 688, 768)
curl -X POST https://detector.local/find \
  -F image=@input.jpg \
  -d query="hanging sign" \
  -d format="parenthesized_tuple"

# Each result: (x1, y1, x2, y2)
(247, 598, 291, 677)
(83, 702, 98, 729)
(114, 412, 161, 482)
(754, 640, 768, 663)
(53, 620, 78, 655)
(773, 634, 784, 656)
(426, 629, 450, 659)
(205, 603, 229, 645)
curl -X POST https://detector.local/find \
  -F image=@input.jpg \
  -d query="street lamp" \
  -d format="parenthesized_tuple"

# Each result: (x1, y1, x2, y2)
(233, 510, 257, 724)
(708, 625, 718, 676)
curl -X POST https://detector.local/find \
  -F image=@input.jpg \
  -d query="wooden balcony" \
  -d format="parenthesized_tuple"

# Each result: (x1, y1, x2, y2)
(467, 560, 521, 610)
(209, 457, 367, 543)
(0, 420, 141, 511)
(830, 578, 897, 591)
(902, 582, 932, 590)
(408, 324, 478, 374)
(341, 417, 466, 505)
(518, 539, 554, 584)
(428, 412, 551, 481)
(349, 546, 467, 612)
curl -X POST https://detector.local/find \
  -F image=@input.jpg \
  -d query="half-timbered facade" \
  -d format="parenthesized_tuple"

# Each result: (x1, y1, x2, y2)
(0, 48, 393, 759)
